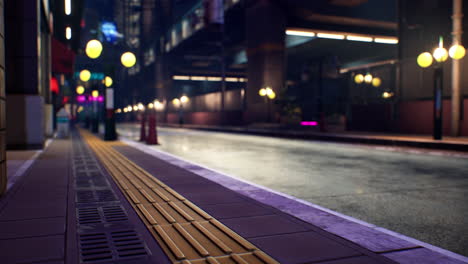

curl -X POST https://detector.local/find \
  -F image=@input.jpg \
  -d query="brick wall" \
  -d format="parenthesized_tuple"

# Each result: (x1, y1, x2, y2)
(0, 0, 6, 195)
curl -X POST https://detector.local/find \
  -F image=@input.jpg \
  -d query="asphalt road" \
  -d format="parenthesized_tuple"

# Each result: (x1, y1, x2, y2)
(117, 124, 468, 256)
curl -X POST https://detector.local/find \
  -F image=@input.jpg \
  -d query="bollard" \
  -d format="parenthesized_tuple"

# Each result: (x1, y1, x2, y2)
(146, 113, 159, 145)
(139, 113, 147, 142)
(56, 108, 70, 138)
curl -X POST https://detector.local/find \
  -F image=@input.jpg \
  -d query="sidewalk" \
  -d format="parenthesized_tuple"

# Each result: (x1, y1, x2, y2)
(0, 129, 466, 263)
(160, 123, 468, 152)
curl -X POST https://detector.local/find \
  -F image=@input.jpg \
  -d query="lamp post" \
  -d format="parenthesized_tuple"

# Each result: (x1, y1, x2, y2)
(259, 87, 276, 122)
(146, 100, 159, 145)
(173, 96, 189, 126)
(417, 36, 465, 140)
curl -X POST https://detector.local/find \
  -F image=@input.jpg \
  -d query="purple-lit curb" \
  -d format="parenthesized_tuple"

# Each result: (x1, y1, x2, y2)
(121, 138, 468, 264)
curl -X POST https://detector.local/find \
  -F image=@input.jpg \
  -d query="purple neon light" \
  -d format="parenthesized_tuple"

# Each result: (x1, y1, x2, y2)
(97, 96, 104, 102)
(300, 121, 318, 126)
(77, 95, 86, 103)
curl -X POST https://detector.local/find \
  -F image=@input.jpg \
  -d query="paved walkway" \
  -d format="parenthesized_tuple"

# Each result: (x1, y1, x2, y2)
(0, 129, 466, 263)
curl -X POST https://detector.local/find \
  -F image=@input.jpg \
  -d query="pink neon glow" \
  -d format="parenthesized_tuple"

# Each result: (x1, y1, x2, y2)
(300, 121, 318, 126)
(97, 96, 104, 102)
(77, 95, 86, 103)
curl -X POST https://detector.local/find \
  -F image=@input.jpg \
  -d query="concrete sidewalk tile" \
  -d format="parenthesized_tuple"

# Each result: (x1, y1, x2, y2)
(0, 235, 64, 263)
(170, 182, 232, 195)
(221, 214, 310, 238)
(0, 200, 66, 221)
(249, 231, 361, 264)
(201, 201, 275, 219)
(182, 190, 247, 205)
(0, 217, 65, 239)
(382, 248, 467, 264)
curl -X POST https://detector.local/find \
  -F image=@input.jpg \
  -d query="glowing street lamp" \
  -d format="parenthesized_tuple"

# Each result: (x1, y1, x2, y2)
(266, 88, 276, 99)
(121, 52, 136, 68)
(79, 69, 91, 82)
(180, 95, 189, 103)
(417, 52, 433, 68)
(137, 103, 145, 111)
(259, 86, 276, 122)
(354, 74, 364, 84)
(104, 76, 113, 87)
(415, 36, 465, 140)
(372, 77, 382, 87)
(85, 39, 103, 59)
(76, 85, 85, 95)
(449, 44, 466, 60)
(172, 98, 181, 106)
(364, 73, 373, 84)
(91, 90, 99, 98)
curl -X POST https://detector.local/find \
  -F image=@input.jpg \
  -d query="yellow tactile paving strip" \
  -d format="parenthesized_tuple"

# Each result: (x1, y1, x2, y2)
(80, 129, 279, 264)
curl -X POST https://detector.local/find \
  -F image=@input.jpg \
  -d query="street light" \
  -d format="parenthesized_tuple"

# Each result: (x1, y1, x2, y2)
(354, 74, 364, 84)
(172, 98, 181, 107)
(449, 44, 466, 59)
(104, 76, 113, 87)
(259, 86, 276, 122)
(79, 69, 91, 82)
(121, 52, 137, 68)
(364, 73, 373, 84)
(85, 39, 103, 59)
(416, 36, 466, 140)
(372, 77, 382, 87)
(76, 85, 85, 95)
(91, 90, 99, 98)
(180, 95, 189, 103)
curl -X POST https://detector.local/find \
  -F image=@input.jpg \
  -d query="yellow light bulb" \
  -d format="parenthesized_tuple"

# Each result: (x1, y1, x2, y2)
(180, 96, 189, 103)
(91, 90, 99, 98)
(433, 47, 448, 62)
(80, 69, 91, 82)
(259, 88, 267, 96)
(267, 91, 276, 99)
(364, 73, 373, 83)
(354, 74, 364, 84)
(372, 77, 382, 87)
(121, 52, 137, 68)
(76, 85, 85, 95)
(172, 98, 180, 106)
(85, 39, 103, 59)
(417, 52, 433, 68)
(449, 44, 466, 60)
(104, 76, 113, 87)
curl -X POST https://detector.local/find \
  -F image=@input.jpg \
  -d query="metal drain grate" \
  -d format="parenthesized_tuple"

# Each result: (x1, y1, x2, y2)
(77, 208, 102, 225)
(103, 206, 128, 222)
(76, 190, 117, 203)
(72, 132, 150, 263)
(77, 190, 96, 203)
(111, 230, 148, 258)
(78, 230, 148, 263)
(96, 190, 116, 202)
(79, 233, 113, 262)
(77, 206, 128, 226)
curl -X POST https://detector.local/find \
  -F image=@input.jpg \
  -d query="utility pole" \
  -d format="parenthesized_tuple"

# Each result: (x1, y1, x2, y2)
(451, 0, 463, 136)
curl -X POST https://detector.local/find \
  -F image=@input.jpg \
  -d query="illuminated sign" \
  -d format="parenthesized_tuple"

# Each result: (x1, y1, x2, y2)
(74, 72, 105, 80)
(101, 22, 122, 43)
